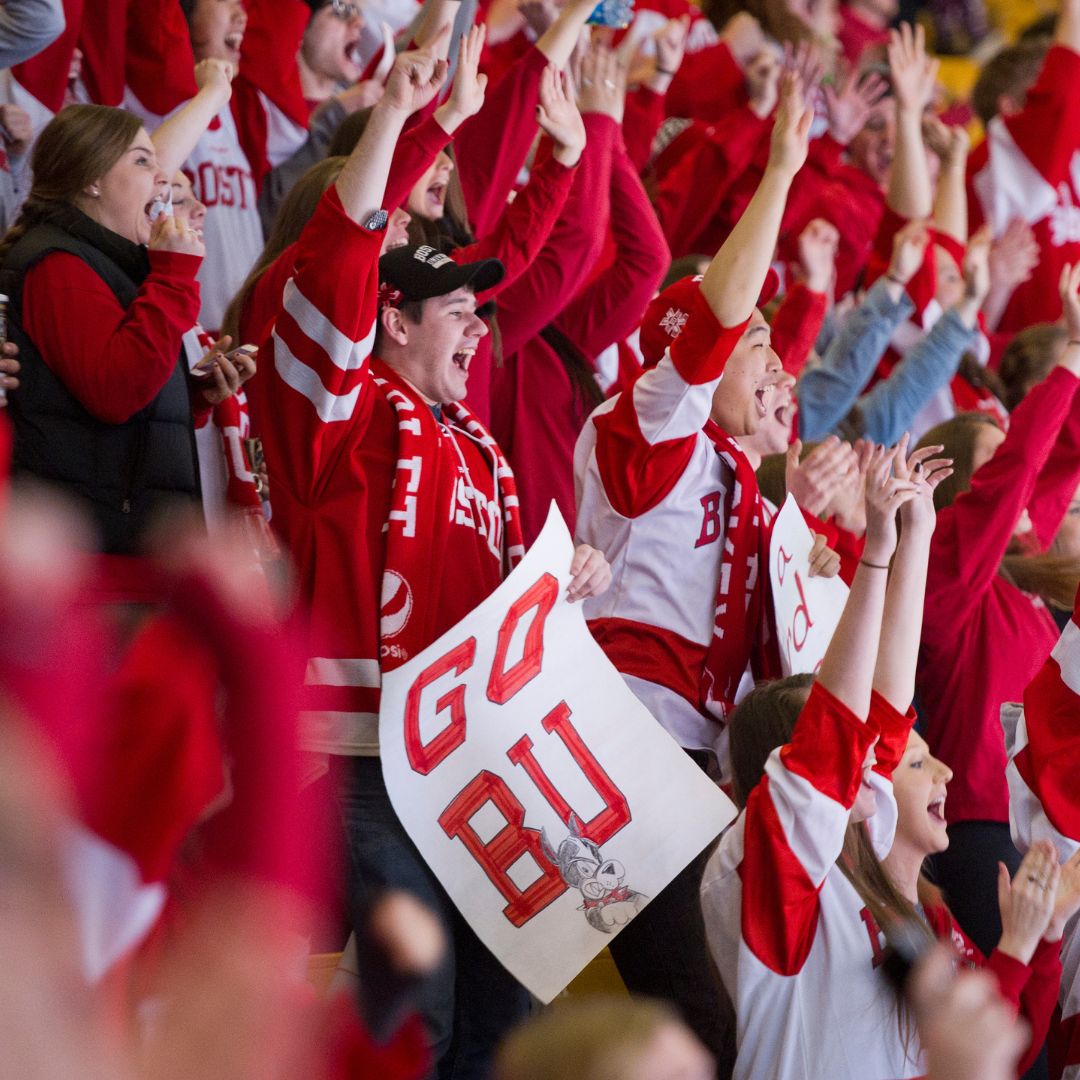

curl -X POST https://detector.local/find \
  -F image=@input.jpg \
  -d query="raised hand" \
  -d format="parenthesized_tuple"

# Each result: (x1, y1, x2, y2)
(536, 63, 586, 166)
(436, 24, 488, 132)
(863, 442, 919, 564)
(782, 39, 825, 103)
(767, 71, 813, 180)
(894, 435, 952, 533)
(997, 840, 1060, 964)
(194, 57, 236, 101)
(888, 22, 939, 115)
(785, 435, 859, 518)
(647, 13, 690, 92)
(797, 218, 840, 294)
(962, 226, 992, 307)
(823, 64, 889, 146)
(988, 218, 1039, 295)
(1045, 847, 1080, 943)
(888, 219, 931, 286)
(575, 42, 627, 123)
(921, 113, 969, 167)
(382, 39, 450, 116)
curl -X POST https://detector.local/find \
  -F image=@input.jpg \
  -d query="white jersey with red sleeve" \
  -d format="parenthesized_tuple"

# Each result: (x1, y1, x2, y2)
(968, 44, 1080, 331)
(574, 286, 748, 753)
(700, 685, 923, 1080)
(1004, 598, 1080, 1080)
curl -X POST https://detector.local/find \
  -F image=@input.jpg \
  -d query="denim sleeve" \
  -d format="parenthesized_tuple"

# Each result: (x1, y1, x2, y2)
(797, 278, 914, 441)
(0, 0, 64, 69)
(856, 308, 976, 446)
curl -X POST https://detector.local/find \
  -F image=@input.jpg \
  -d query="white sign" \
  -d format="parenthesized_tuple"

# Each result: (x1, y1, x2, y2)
(769, 495, 849, 677)
(379, 506, 735, 1002)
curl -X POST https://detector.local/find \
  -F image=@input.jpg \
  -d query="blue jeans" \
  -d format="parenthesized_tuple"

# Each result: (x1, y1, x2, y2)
(331, 755, 531, 1080)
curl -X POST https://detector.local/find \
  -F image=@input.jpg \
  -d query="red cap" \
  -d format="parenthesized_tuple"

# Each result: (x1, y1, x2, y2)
(638, 268, 780, 368)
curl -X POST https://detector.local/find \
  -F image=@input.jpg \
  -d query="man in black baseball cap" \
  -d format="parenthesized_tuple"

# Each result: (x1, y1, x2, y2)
(375, 244, 504, 406)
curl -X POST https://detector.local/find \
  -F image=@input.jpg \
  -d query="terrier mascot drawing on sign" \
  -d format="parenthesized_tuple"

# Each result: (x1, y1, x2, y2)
(542, 816, 646, 933)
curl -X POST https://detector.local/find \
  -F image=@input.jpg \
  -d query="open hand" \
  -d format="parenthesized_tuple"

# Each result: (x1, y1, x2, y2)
(997, 840, 1059, 964)
(823, 63, 889, 146)
(537, 63, 586, 166)
(888, 22, 939, 114)
(767, 71, 813, 180)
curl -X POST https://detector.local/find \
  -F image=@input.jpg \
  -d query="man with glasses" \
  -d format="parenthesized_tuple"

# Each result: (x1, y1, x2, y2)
(299, 0, 369, 107)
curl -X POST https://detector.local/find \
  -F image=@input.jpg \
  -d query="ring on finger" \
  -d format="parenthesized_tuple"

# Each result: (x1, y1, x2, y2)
(603, 78, 616, 89)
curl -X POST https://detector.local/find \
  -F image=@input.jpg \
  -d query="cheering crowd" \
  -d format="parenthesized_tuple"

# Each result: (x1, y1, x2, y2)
(3, 0, 1080, 1077)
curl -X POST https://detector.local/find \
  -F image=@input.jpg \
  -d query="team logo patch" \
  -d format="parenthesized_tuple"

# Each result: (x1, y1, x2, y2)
(381, 571, 413, 638)
(659, 307, 688, 338)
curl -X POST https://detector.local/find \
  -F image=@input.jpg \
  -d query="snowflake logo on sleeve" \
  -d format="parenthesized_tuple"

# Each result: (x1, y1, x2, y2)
(659, 307, 689, 339)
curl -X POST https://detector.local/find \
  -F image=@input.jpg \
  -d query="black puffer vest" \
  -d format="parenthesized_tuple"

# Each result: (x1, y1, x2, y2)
(1, 207, 200, 554)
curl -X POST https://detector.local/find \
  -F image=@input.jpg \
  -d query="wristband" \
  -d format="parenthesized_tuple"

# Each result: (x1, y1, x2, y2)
(859, 558, 891, 570)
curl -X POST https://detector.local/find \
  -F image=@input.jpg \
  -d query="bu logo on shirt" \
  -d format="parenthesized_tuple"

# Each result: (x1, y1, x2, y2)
(695, 491, 723, 548)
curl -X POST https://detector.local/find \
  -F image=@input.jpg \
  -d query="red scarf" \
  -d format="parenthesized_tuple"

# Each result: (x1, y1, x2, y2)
(372, 361, 526, 672)
(701, 422, 779, 719)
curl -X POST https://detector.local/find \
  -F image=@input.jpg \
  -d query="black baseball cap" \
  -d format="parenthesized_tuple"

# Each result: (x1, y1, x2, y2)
(377, 245, 505, 309)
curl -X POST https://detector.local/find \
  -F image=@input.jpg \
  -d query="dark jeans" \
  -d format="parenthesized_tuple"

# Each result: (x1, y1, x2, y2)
(928, 820, 1047, 1080)
(607, 751, 736, 1078)
(331, 755, 531, 1080)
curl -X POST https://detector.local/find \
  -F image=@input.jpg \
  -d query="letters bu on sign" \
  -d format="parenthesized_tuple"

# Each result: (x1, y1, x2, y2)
(379, 505, 735, 1002)
(769, 494, 849, 677)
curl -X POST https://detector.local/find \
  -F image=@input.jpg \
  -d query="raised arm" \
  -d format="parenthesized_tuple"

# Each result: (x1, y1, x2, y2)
(151, 60, 235, 181)
(885, 23, 938, 222)
(923, 117, 969, 245)
(817, 446, 918, 717)
(336, 48, 449, 223)
(855, 232, 989, 447)
(872, 441, 951, 712)
(798, 222, 928, 441)
(699, 71, 812, 327)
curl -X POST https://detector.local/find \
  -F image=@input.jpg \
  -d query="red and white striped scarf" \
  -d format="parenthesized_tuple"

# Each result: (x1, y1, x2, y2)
(701, 422, 779, 720)
(372, 361, 525, 672)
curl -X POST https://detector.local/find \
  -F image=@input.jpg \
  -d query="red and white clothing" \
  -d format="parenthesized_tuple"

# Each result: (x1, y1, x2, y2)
(125, 0, 309, 331)
(702, 684, 1058, 1080)
(575, 286, 753, 754)
(702, 686, 921, 1080)
(967, 44, 1080, 333)
(254, 188, 520, 756)
(1005, 594, 1080, 1080)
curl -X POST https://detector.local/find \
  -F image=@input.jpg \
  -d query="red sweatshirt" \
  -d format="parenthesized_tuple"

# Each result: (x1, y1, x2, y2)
(492, 118, 668, 543)
(23, 249, 202, 426)
(454, 44, 549, 238)
(918, 367, 1080, 825)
